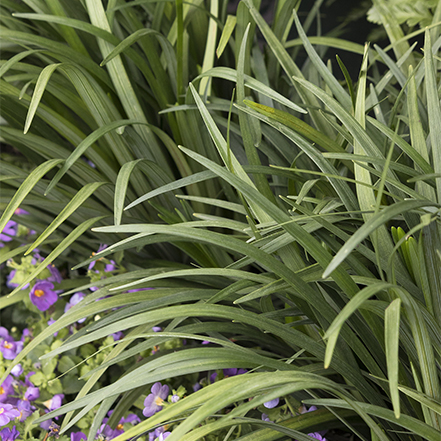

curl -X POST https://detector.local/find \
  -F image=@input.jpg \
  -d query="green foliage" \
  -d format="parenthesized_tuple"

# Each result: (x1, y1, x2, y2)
(367, 0, 439, 28)
(1, 0, 441, 440)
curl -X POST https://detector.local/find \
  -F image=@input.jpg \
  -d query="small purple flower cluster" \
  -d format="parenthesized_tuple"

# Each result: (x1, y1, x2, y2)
(261, 402, 328, 441)
(0, 328, 23, 361)
(88, 244, 118, 291)
(0, 208, 35, 248)
(0, 221, 18, 248)
(0, 327, 66, 439)
(7, 251, 63, 311)
(94, 411, 141, 440)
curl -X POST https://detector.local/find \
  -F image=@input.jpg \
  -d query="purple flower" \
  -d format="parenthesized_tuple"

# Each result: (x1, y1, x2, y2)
(24, 372, 36, 387)
(65, 292, 86, 323)
(14, 208, 28, 215)
(121, 413, 141, 425)
(40, 419, 53, 430)
(71, 432, 87, 441)
(88, 244, 107, 269)
(0, 327, 8, 339)
(10, 364, 23, 377)
(43, 394, 64, 411)
(263, 398, 279, 408)
(170, 394, 180, 403)
(29, 281, 58, 311)
(152, 326, 162, 332)
(20, 328, 31, 342)
(0, 403, 20, 426)
(111, 331, 124, 341)
(0, 425, 20, 440)
(88, 244, 116, 271)
(0, 221, 17, 245)
(127, 287, 153, 293)
(0, 337, 19, 360)
(104, 413, 141, 438)
(150, 426, 170, 441)
(143, 382, 169, 417)
(97, 423, 119, 440)
(299, 406, 327, 438)
(6, 270, 23, 289)
(261, 413, 273, 423)
(47, 422, 61, 438)
(307, 433, 327, 441)
(47, 264, 62, 283)
(0, 376, 14, 401)
(16, 400, 33, 422)
(24, 386, 40, 401)
(223, 368, 247, 377)
(47, 319, 58, 337)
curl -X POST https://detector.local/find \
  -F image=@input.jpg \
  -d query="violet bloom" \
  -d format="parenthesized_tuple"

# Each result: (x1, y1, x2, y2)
(0, 403, 20, 426)
(47, 319, 58, 337)
(16, 400, 33, 422)
(120, 414, 140, 425)
(6, 270, 28, 289)
(105, 413, 141, 438)
(29, 281, 58, 311)
(0, 425, 20, 440)
(88, 244, 116, 271)
(24, 386, 40, 401)
(127, 287, 153, 293)
(47, 422, 61, 438)
(264, 398, 279, 409)
(20, 328, 31, 342)
(88, 244, 108, 269)
(10, 364, 23, 377)
(47, 264, 62, 283)
(261, 413, 273, 423)
(96, 423, 119, 440)
(192, 382, 201, 392)
(170, 394, 180, 403)
(0, 337, 19, 360)
(300, 406, 327, 438)
(143, 382, 169, 417)
(111, 331, 124, 341)
(40, 419, 53, 430)
(307, 433, 327, 441)
(24, 372, 36, 387)
(71, 432, 87, 441)
(0, 376, 14, 401)
(150, 426, 170, 441)
(0, 221, 17, 245)
(41, 393, 65, 427)
(14, 208, 28, 215)
(64, 292, 86, 323)
(43, 394, 64, 411)
(0, 327, 9, 339)
(223, 368, 247, 377)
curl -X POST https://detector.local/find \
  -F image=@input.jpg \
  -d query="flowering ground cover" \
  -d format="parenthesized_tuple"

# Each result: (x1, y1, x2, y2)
(1, 214, 332, 440)
(1, 1, 441, 441)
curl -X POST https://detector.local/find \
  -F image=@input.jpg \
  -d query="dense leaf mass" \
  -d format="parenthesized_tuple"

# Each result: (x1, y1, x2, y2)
(1, 1, 440, 441)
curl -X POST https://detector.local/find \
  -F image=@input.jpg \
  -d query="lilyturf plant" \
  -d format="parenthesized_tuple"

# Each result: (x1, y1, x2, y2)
(1, 1, 440, 440)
